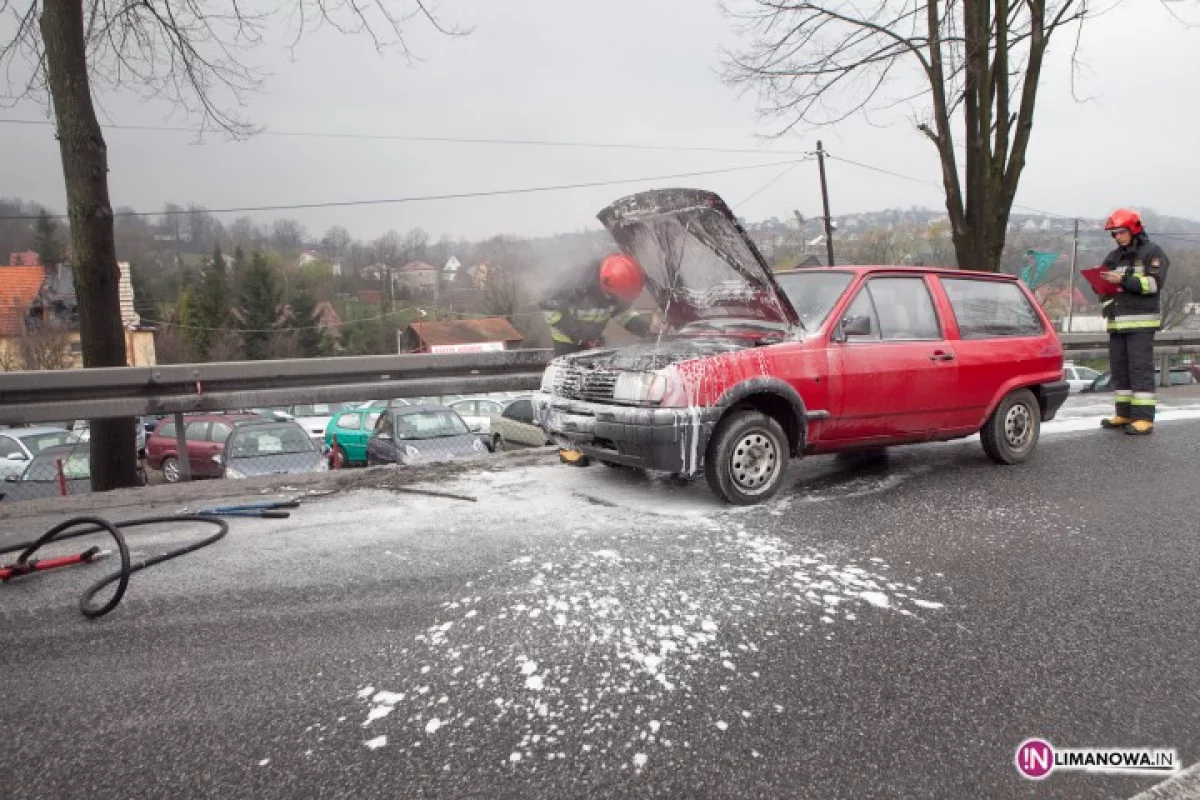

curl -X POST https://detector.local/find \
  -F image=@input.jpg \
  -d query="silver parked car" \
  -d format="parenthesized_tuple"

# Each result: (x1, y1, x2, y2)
(214, 420, 329, 479)
(0, 427, 79, 481)
(489, 396, 553, 451)
(0, 443, 91, 502)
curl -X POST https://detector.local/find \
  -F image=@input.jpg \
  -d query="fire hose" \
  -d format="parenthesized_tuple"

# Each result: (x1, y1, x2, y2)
(0, 500, 298, 619)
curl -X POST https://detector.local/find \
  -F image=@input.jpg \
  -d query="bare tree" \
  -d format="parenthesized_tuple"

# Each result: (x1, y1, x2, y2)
(321, 225, 353, 258)
(474, 235, 527, 318)
(723, 1, 1115, 273)
(0, 0, 462, 490)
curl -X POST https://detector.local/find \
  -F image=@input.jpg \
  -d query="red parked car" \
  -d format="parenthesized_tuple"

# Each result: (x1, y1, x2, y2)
(145, 413, 266, 483)
(533, 188, 1069, 505)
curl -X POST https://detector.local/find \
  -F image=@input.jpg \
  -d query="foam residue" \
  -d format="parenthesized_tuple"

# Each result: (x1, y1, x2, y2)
(336, 506, 948, 778)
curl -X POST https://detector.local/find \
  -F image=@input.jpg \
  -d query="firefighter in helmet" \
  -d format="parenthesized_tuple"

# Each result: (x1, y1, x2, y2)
(1097, 208, 1170, 435)
(540, 252, 654, 465)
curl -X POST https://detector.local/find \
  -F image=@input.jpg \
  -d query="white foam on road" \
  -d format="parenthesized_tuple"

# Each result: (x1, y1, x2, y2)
(336, 502, 947, 777)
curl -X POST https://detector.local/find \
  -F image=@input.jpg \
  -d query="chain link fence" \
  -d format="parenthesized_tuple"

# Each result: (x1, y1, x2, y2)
(1, 393, 549, 508)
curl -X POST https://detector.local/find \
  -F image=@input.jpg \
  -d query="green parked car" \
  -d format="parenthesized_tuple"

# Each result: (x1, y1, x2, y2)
(324, 408, 383, 467)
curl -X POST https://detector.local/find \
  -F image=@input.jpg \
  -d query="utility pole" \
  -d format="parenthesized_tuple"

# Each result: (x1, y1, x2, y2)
(816, 141, 836, 267)
(1065, 218, 1079, 333)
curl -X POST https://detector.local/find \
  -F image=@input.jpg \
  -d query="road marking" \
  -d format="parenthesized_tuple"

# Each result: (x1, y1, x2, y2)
(1127, 762, 1200, 799)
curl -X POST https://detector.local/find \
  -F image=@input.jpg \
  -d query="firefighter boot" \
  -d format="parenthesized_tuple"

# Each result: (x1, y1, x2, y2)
(1124, 421, 1154, 436)
(559, 448, 591, 467)
(1101, 416, 1133, 429)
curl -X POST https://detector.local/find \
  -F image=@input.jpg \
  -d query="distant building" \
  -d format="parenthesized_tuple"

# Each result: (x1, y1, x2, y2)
(0, 261, 154, 370)
(7, 251, 39, 267)
(394, 261, 439, 295)
(400, 317, 525, 354)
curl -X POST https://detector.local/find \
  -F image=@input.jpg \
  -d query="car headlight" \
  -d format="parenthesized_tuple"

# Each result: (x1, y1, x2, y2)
(541, 363, 564, 393)
(472, 438, 486, 453)
(225, 467, 246, 480)
(613, 371, 669, 405)
(403, 445, 421, 460)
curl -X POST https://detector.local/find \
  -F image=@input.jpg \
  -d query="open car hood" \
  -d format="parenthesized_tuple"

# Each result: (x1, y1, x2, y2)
(597, 188, 800, 329)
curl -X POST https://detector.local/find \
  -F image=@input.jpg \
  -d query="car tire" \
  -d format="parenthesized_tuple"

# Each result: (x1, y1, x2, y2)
(333, 445, 349, 468)
(980, 388, 1040, 465)
(704, 410, 789, 505)
(161, 456, 180, 484)
(492, 434, 504, 452)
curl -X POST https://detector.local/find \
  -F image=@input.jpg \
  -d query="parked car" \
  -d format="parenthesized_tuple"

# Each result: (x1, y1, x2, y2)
(145, 413, 265, 482)
(276, 403, 352, 441)
(1, 443, 91, 502)
(356, 399, 413, 410)
(0, 426, 79, 481)
(68, 418, 148, 457)
(1082, 368, 1198, 393)
(448, 397, 510, 436)
(1063, 363, 1103, 394)
(324, 408, 383, 466)
(214, 420, 328, 479)
(366, 404, 488, 467)
(490, 396, 553, 451)
(533, 188, 1069, 505)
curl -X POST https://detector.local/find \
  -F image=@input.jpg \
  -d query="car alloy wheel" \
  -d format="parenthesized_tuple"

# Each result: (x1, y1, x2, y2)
(162, 457, 180, 483)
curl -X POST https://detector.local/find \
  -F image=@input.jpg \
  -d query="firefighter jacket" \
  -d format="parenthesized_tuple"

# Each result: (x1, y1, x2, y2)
(1099, 235, 1170, 332)
(539, 258, 650, 348)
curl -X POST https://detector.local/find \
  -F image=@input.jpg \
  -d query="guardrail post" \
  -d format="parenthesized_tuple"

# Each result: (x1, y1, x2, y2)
(1161, 353, 1172, 388)
(55, 458, 67, 496)
(173, 411, 192, 482)
(331, 434, 340, 469)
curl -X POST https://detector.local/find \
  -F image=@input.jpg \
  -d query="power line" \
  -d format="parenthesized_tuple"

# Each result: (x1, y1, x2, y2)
(0, 159, 809, 221)
(0, 117, 813, 157)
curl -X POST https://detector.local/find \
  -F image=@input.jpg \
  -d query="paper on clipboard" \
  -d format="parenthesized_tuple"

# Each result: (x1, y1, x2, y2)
(1082, 266, 1121, 295)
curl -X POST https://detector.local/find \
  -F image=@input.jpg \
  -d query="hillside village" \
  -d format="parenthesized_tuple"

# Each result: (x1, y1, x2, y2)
(1, 197, 1198, 371)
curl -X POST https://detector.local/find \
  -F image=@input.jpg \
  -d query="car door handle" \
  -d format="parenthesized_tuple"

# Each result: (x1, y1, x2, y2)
(930, 350, 955, 361)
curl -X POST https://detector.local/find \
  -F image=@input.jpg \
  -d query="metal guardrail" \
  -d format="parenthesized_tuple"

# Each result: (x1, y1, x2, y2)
(0, 349, 554, 425)
(1059, 332, 1200, 387)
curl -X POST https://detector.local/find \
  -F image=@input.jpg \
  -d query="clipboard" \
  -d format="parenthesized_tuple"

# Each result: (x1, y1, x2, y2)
(1082, 266, 1121, 296)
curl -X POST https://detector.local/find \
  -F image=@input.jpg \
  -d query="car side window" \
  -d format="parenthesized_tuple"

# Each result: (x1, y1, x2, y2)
(0, 436, 22, 458)
(157, 422, 176, 438)
(337, 414, 361, 431)
(841, 287, 882, 342)
(940, 278, 1045, 338)
(185, 421, 210, 442)
(479, 400, 504, 414)
(209, 422, 232, 442)
(366, 412, 381, 429)
(505, 399, 533, 423)
(866, 277, 942, 341)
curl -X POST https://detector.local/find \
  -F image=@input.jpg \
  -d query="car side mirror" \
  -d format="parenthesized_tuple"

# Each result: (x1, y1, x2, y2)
(377, 432, 392, 441)
(833, 314, 872, 342)
(211, 454, 224, 466)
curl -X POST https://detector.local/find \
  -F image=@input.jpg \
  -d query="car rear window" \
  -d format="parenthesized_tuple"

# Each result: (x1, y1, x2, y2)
(940, 278, 1045, 339)
(337, 414, 361, 431)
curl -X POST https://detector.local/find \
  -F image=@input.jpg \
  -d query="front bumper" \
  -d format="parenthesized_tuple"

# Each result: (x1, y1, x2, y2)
(531, 392, 720, 475)
(1040, 380, 1070, 421)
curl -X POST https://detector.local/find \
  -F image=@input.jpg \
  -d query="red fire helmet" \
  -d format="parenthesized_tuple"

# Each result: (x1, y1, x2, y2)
(598, 253, 645, 303)
(1104, 208, 1144, 236)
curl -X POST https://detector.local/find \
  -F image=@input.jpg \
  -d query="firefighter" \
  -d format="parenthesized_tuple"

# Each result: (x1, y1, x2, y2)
(540, 253, 652, 356)
(540, 252, 653, 465)
(1097, 208, 1169, 435)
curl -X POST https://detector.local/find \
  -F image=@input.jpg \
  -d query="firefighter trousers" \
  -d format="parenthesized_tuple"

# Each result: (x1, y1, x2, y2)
(1108, 329, 1156, 422)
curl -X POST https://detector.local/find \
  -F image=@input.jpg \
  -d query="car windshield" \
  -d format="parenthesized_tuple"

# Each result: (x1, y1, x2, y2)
(393, 411, 470, 439)
(227, 424, 318, 458)
(292, 404, 348, 416)
(19, 431, 76, 455)
(774, 271, 856, 330)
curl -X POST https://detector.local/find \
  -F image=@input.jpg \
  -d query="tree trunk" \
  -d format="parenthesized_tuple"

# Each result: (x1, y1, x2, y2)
(40, 0, 138, 491)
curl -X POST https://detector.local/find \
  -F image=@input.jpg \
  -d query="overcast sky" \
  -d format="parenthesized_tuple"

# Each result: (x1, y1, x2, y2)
(3, 0, 1198, 243)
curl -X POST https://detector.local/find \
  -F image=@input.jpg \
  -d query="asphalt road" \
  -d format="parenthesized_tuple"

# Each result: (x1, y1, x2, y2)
(2, 412, 1198, 799)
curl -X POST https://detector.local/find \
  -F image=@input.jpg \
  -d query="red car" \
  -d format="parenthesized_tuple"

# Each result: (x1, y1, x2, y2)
(145, 413, 265, 483)
(533, 188, 1069, 505)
